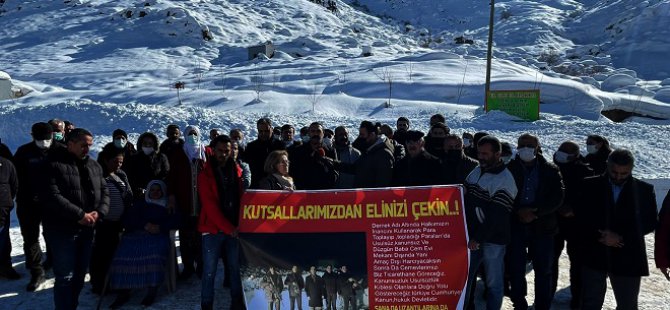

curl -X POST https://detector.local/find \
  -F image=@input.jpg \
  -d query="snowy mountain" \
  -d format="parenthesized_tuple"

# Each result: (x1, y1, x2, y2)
(1, 1, 670, 309)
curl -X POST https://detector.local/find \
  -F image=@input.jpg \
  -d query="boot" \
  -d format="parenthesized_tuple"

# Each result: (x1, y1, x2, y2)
(201, 302, 214, 310)
(26, 273, 46, 292)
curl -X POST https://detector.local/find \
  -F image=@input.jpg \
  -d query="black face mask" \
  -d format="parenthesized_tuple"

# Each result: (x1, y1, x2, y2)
(446, 150, 462, 160)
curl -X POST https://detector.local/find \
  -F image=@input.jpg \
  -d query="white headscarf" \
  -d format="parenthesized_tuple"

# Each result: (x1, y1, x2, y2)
(145, 180, 168, 207)
(183, 125, 207, 162)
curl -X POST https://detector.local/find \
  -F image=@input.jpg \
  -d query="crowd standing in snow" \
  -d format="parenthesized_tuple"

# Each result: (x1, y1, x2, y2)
(0, 115, 669, 310)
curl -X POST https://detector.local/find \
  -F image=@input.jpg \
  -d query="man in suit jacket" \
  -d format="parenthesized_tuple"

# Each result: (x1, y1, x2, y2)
(578, 149, 657, 310)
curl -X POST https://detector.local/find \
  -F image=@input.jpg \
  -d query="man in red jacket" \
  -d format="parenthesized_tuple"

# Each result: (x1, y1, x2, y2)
(198, 135, 245, 310)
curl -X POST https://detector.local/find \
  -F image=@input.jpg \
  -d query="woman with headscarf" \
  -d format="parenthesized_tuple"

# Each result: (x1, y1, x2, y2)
(166, 125, 209, 280)
(107, 180, 180, 308)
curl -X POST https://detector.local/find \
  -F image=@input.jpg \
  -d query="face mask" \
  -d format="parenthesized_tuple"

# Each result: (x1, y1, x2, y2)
(186, 134, 199, 145)
(554, 151, 571, 164)
(284, 140, 293, 148)
(587, 144, 598, 154)
(142, 147, 154, 155)
(502, 155, 512, 164)
(35, 139, 52, 149)
(54, 132, 64, 141)
(322, 137, 333, 148)
(518, 147, 536, 162)
(273, 134, 280, 141)
(463, 139, 472, 148)
(301, 135, 310, 143)
(114, 138, 127, 148)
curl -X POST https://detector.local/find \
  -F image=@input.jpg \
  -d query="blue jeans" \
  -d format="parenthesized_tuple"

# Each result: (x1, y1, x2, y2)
(44, 228, 94, 310)
(201, 232, 242, 305)
(464, 243, 506, 310)
(508, 224, 554, 310)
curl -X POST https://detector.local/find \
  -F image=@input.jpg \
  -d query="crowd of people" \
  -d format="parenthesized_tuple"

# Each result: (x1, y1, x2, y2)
(0, 115, 668, 310)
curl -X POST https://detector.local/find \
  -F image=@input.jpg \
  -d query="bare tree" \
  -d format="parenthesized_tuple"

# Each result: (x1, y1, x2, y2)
(250, 74, 264, 101)
(308, 83, 324, 113)
(405, 61, 415, 81)
(272, 71, 280, 90)
(374, 67, 395, 108)
(194, 59, 205, 90)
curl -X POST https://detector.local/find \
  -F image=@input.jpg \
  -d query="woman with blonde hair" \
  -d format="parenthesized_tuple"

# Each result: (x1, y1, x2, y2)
(258, 150, 295, 190)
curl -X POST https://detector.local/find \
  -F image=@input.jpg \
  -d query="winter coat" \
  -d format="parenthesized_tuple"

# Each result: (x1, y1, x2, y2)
(305, 274, 326, 307)
(337, 272, 359, 297)
(122, 200, 180, 235)
(339, 137, 394, 189)
(578, 174, 657, 276)
(125, 150, 170, 196)
(655, 191, 670, 269)
(197, 159, 244, 235)
(0, 141, 13, 161)
(322, 271, 338, 295)
(13, 141, 64, 205)
(245, 138, 286, 189)
(554, 157, 594, 240)
(258, 174, 296, 191)
(507, 155, 565, 236)
(0, 157, 18, 227)
(440, 152, 479, 185)
(166, 147, 204, 217)
(101, 141, 137, 160)
(392, 150, 443, 186)
(237, 160, 251, 190)
(103, 169, 134, 222)
(284, 272, 305, 297)
(42, 147, 110, 232)
(584, 147, 612, 176)
(464, 164, 518, 245)
(291, 144, 338, 190)
(334, 144, 361, 189)
(159, 138, 185, 159)
(390, 139, 406, 164)
(262, 272, 284, 301)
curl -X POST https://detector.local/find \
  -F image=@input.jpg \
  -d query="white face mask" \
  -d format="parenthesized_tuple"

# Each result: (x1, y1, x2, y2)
(463, 138, 472, 148)
(518, 147, 536, 162)
(586, 144, 598, 154)
(301, 135, 310, 143)
(186, 134, 199, 145)
(554, 151, 571, 164)
(284, 140, 293, 148)
(142, 147, 154, 155)
(322, 137, 333, 148)
(35, 139, 52, 149)
(114, 138, 127, 148)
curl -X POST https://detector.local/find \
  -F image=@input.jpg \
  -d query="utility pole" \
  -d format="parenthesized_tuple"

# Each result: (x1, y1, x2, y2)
(485, 0, 495, 112)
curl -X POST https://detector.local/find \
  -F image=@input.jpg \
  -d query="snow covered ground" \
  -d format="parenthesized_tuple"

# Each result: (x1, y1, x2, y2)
(1, 0, 670, 308)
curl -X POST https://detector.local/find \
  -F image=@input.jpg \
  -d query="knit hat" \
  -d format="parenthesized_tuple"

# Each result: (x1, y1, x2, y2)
(112, 128, 128, 139)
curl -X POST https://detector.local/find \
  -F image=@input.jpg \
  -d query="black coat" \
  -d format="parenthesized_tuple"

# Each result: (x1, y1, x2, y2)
(42, 147, 110, 232)
(245, 138, 286, 189)
(441, 152, 478, 185)
(284, 271, 305, 297)
(339, 138, 394, 189)
(577, 175, 657, 276)
(390, 139, 406, 164)
(322, 271, 338, 295)
(554, 158, 594, 239)
(291, 144, 338, 190)
(304, 274, 325, 307)
(258, 174, 296, 191)
(0, 141, 13, 161)
(392, 150, 442, 186)
(507, 155, 565, 235)
(584, 147, 612, 176)
(125, 151, 170, 195)
(0, 157, 18, 227)
(337, 272, 359, 297)
(13, 141, 64, 205)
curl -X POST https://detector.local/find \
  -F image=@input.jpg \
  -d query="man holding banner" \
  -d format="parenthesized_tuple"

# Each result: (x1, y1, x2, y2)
(463, 135, 518, 310)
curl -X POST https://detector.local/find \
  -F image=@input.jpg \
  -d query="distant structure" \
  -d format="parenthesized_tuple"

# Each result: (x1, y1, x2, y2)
(248, 41, 275, 60)
(0, 71, 16, 100)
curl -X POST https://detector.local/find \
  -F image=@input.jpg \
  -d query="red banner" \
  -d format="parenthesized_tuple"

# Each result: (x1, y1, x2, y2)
(239, 185, 469, 310)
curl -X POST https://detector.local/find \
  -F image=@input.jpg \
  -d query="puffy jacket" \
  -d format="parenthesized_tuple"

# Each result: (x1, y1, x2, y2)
(42, 147, 109, 232)
(13, 141, 64, 205)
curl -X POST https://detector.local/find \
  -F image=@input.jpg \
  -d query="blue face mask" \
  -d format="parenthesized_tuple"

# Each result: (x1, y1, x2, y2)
(114, 138, 127, 149)
(186, 134, 199, 145)
(54, 132, 64, 141)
